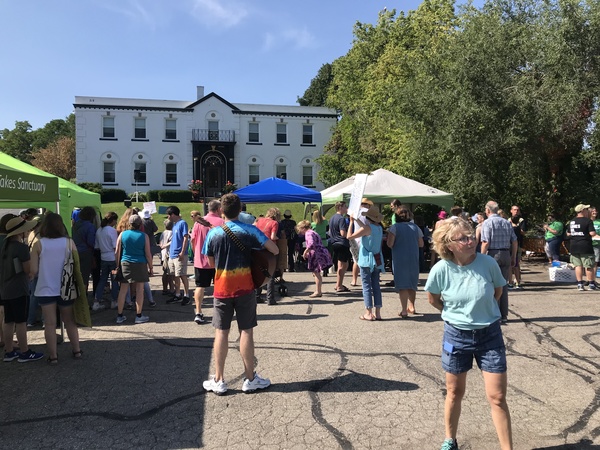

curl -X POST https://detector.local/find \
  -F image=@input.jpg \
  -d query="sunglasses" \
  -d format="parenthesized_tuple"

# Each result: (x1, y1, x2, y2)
(451, 235, 475, 244)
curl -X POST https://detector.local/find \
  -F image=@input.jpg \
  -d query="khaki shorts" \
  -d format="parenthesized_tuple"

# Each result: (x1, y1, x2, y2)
(168, 257, 188, 277)
(570, 254, 595, 269)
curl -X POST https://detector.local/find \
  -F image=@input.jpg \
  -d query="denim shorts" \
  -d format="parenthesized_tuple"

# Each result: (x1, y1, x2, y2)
(37, 295, 75, 308)
(441, 320, 507, 374)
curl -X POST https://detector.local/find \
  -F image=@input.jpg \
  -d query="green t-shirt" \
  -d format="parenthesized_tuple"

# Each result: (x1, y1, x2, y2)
(545, 220, 563, 241)
(593, 220, 600, 247)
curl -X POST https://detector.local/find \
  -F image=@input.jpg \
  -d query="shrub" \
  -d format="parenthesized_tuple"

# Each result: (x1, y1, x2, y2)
(146, 190, 160, 202)
(100, 189, 128, 203)
(78, 182, 103, 193)
(158, 190, 194, 202)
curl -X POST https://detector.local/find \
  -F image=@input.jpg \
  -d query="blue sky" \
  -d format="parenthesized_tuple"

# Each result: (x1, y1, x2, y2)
(0, 0, 429, 131)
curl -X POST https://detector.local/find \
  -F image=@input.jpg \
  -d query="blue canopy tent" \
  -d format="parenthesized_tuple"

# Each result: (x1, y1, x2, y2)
(235, 177, 322, 203)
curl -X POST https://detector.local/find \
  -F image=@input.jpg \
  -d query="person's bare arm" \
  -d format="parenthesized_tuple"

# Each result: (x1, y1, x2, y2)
(428, 292, 443, 311)
(264, 239, 279, 255)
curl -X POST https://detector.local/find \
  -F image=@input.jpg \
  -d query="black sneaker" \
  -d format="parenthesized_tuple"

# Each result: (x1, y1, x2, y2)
(18, 349, 44, 363)
(194, 313, 204, 324)
(166, 296, 181, 304)
(256, 296, 266, 304)
(181, 296, 191, 306)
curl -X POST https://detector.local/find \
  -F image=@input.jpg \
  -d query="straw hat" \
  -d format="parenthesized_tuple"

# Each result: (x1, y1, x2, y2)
(575, 204, 590, 213)
(361, 198, 374, 206)
(361, 205, 383, 223)
(5, 217, 38, 237)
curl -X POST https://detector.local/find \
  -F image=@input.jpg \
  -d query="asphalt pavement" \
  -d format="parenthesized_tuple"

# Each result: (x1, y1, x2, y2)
(1, 258, 599, 449)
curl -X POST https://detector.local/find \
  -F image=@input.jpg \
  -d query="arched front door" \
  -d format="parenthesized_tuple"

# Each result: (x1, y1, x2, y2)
(201, 151, 226, 197)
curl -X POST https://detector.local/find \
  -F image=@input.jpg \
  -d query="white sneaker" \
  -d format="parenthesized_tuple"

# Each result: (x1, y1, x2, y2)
(203, 376, 228, 395)
(242, 372, 271, 393)
(135, 315, 149, 324)
(92, 302, 105, 311)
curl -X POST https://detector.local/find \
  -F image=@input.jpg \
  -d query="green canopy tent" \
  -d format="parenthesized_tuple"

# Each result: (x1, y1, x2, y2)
(0, 152, 100, 230)
(0, 163, 59, 203)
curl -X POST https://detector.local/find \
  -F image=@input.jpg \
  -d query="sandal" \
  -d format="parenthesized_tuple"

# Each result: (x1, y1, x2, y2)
(399, 312, 408, 319)
(72, 350, 83, 359)
(359, 314, 375, 321)
(335, 286, 350, 293)
(47, 357, 58, 365)
(308, 293, 322, 298)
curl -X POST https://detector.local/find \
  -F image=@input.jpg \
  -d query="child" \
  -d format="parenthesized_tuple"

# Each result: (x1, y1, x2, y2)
(1, 217, 44, 362)
(159, 219, 175, 295)
(296, 220, 333, 298)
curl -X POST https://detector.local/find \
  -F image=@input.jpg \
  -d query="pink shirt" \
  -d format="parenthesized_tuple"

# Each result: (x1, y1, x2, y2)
(255, 217, 278, 241)
(190, 222, 212, 269)
(204, 212, 225, 228)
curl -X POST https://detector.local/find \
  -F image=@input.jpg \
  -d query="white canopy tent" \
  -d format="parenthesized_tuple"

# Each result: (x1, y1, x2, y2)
(320, 168, 454, 212)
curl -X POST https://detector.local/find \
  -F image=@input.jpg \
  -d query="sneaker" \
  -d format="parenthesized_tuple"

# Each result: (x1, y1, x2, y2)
(500, 318, 508, 325)
(578, 284, 585, 291)
(4, 350, 20, 362)
(166, 295, 181, 304)
(110, 301, 118, 310)
(116, 315, 127, 324)
(507, 283, 515, 289)
(440, 438, 459, 450)
(242, 372, 271, 393)
(181, 296, 191, 306)
(516, 284, 524, 290)
(17, 349, 44, 363)
(256, 295, 266, 304)
(203, 376, 228, 395)
(194, 313, 204, 324)
(149, 300, 157, 307)
(125, 302, 134, 310)
(589, 283, 597, 291)
(92, 302, 105, 311)
(135, 315, 149, 324)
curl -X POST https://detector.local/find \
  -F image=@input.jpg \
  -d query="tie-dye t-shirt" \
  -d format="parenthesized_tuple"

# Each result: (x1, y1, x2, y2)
(202, 220, 268, 299)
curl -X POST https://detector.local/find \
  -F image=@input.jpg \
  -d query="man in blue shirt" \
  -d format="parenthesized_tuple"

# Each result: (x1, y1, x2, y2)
(166, 206, 191, 305)
(480, 201, 517, 324)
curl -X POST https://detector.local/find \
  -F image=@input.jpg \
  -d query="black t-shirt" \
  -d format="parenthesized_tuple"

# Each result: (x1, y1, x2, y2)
(569, 217, 595, 255)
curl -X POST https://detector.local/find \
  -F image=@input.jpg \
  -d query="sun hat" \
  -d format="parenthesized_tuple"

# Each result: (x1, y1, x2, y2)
(142, 209, 151, 219)
(437, 211, 448, 219)
(5, 217, 38, 237)
(129, 214, 142, 225)
(361, 198, 374, 206)
(283, 210, 292, 218)
(575, 204, 590, 213)
(361, 205, 383, 223)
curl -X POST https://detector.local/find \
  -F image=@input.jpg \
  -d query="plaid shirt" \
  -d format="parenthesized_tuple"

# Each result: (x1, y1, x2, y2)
(481, 214, 517, 250)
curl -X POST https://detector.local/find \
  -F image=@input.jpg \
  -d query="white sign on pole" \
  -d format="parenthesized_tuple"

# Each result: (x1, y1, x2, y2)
(347, 173, 368, 219)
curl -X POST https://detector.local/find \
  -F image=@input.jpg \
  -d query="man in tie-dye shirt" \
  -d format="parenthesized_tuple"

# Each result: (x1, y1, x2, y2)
(201, 194, 278, 395)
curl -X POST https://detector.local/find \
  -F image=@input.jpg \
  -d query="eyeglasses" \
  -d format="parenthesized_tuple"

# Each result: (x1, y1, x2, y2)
(398, 210, 409, 214)
(451, 235, 476, 244)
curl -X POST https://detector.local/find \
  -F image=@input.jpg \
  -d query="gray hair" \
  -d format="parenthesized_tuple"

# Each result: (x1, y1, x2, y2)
(208, 200, 221, 213)
(485, 201, 499, 214)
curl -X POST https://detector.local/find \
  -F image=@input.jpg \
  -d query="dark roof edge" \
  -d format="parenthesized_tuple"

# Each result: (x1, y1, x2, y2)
(73, 104, 193, 113)
(187, 92, 240, 110)
(233, 110, 338, 119)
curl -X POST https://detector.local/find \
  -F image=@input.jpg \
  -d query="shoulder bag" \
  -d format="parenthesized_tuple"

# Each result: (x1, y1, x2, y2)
(60, 239, 79, 301)
(221, 224, 276, 289)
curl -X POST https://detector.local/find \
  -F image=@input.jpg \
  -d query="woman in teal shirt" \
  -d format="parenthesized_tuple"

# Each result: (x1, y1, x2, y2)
(425, 218, 512, 450)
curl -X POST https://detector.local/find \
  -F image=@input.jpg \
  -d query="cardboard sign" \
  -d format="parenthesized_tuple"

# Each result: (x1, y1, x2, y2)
(143, 201, 157, 214)
(347, 173, 368, 219)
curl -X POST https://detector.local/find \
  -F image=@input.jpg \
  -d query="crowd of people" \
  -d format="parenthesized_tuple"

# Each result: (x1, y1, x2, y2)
(3, 193, 598, 450)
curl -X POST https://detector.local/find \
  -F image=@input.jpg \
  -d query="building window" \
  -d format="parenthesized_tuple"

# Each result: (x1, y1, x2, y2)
(102, 117, 115, 138)
(135, 117, 146, 139)
(249, 165, 260, 184)
(302, 124, 313, 144)
(249, 122, 259, 143)
(208, 120, 219, 140)
(103, 162, 115, 183)
(165, 119, 177, 140)
(302, 166, 313, 186)
(276, 123, 287, 143)
(134, 162, 147, 183)
(165, 163, 177, 183)
(276, 164, 287, 179)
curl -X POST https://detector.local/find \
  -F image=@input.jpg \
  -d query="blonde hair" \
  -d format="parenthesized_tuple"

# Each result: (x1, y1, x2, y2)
(312, 210, 324, 224)
(266, 207, 280, 220)
(432, 218, 474, 261)
(190, 210, 201, 218)
(116, 208, 133, 234)
(296, 220, 311, 233)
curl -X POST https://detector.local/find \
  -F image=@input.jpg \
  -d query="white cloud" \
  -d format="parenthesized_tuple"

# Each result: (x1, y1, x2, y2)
(262, 26, 317, 52)
(96, 0, 168, 31)
(189, 0, 248, 28)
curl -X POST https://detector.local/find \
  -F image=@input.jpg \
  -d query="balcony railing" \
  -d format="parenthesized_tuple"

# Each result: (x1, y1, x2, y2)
(192, 129, 236, 142)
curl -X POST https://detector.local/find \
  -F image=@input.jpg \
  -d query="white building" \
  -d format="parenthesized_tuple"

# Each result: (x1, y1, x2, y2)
(74, 87, 337, 197)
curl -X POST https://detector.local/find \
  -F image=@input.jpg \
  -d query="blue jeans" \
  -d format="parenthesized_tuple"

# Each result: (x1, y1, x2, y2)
(360, 266, 382, 309)
(95, 260, 119, 302)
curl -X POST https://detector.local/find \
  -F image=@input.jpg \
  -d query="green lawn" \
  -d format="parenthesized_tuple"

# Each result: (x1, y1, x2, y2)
(100, 201, 321, 227)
